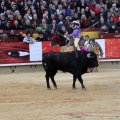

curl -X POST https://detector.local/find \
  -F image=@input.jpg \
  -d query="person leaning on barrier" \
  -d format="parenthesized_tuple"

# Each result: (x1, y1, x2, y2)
(36, 31, 46, 42)
(84, 35, 91, 48)
(23, 31, 36, 44)
(68, 20, 81, 50)
(0, 29, 7, 42)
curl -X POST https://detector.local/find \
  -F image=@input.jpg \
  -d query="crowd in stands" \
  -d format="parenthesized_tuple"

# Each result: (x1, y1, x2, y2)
(1, 0, 120, 42)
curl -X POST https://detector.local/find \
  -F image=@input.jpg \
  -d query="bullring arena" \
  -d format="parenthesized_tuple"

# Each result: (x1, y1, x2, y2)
(0, 62, 120, 120)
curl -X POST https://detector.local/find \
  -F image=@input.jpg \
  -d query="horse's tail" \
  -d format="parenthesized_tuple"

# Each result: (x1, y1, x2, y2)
(95, 42, 104, 58)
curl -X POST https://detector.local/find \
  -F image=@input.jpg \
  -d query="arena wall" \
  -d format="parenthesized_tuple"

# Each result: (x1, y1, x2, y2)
(0, 60, 120, 74)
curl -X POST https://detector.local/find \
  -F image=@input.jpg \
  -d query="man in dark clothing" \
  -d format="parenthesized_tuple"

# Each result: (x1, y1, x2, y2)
(18, 32, 25, 42)
(8, 30, 17, 37)
(108, 24, 118, 33)
(88, 11, 98, 28)
(11, 20, 23, 30)
(36, 31, 46, 42)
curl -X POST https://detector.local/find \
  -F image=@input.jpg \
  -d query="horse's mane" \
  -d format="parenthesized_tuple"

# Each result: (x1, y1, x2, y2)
(51, 33, 67, 46)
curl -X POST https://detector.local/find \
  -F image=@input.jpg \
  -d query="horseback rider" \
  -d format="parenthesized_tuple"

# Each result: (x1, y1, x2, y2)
(68, 20, 81, 50)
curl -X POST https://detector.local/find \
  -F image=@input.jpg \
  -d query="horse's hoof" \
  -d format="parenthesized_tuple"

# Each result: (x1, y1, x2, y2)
(72, 87, 76, 90)
(47, 87, 51, 90)
(54, 86, 57, 89)
(82, 88, 86, 90)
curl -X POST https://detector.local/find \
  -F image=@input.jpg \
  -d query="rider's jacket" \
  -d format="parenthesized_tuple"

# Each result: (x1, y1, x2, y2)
(69, 25, 81, 38)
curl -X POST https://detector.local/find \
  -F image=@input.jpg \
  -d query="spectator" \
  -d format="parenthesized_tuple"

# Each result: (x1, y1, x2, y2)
(64, 30, 71, 41)
(108, 24, 118, 33)
(70, 9, 75, 19)
(42, 13, 49, 23)
(4, 9, 11, 20)
(94, 4, 100, 15)
(0, 29, 7, 42)
(97, 17, 106, 28)
(112, 3, 118, 11)
(36, 31, 46, 41)
(88, 0, 95, 10)
(48, 29, 55, 38)
(5, 20, 12, 30)
(113, 11, 119, 22)
(75, 6, 81, 18)
(0, 20, 4, 29)
(66, 5, 71, 16)
(14, 10, 21, 20)
(80, 0, 87, 9)
(85, 6, 91, 18)
(48, 20, 59, 31)
(58, 25, 66, 35)
(0, 1, 5, 13)
(11, 4, 17, 15)
(17, 15, 23, 27)
(81, 15, 88, 28)
(71, 13, 79, 21)
(48, 4, 56, 18)
(12, 20, 23, 30)
(107, 16, 116, 28)
(31, 21, 37, 30)
(23, 19, 34, 30)
(18, 32, 25, 42)
(84, 35, 91, 48)
(9, 15, 15, 27)
(42, 29, 49, 40)
(48, 14, 56, 24)
(0, 13, 7, 26)
(85, 0, 91, 5)
(64, 20, 73, 34)
(1, 0, 120, 35)
(56, 4, 62, 15)
(61, 8, 66, 19)
(8, 30, 17, 37)
(25, 10, 33, 21)
(116, 17, 120, 31)
(100, 24, 109, 33)
(109, 8, 114, 17)
(39, 19, 49, 31)
(32, 14, 40, 26)
(5, 0, 11, 10)
(34, 1, 41, 11)
(88, 11, 98, 28)
(23, 31, 36, 44)
(37, 5, 46, 20)
(57, 14, 64, 24)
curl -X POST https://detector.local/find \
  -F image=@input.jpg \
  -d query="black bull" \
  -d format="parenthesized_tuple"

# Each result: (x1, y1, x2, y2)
(42, 50, 98, 90)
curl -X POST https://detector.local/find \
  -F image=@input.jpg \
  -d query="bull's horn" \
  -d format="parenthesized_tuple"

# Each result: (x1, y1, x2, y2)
(87, 53, 94, 58)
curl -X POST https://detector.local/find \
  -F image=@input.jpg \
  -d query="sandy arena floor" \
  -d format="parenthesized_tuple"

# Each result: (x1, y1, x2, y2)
(0, 69, 120, 120)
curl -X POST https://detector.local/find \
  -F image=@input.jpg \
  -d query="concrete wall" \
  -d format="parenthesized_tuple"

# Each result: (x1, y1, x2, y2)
(0, 61, 120, 74)
(99, 61, 120, 69)
(0, 65, 44, 74)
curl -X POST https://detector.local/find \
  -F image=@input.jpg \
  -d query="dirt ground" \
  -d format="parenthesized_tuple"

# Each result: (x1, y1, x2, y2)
(0, 68, 120, 120)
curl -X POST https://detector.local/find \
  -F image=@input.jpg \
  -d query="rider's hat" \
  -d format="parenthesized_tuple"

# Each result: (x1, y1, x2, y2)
(72, 20, 80, 25)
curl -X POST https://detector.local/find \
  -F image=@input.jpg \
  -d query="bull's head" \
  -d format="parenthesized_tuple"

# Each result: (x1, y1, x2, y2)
(86, 52, 99, 73)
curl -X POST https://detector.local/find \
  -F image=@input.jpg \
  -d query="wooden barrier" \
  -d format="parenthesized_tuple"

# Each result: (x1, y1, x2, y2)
(99, 33, 120, 38)
(7, 37, 20, 42)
